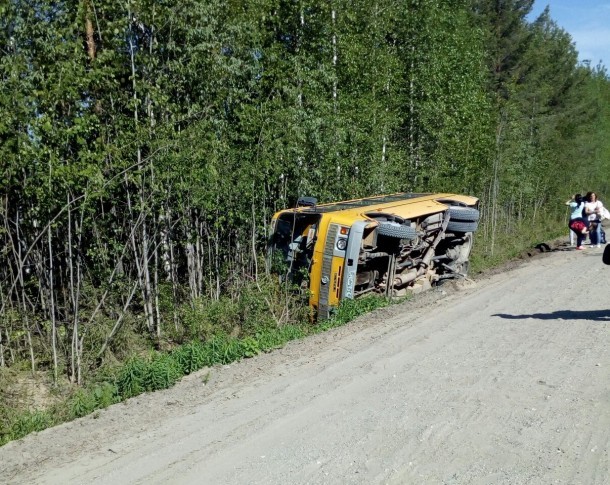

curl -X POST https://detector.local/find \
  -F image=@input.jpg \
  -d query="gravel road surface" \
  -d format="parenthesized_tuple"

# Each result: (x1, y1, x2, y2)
(1, 245, 609, 485)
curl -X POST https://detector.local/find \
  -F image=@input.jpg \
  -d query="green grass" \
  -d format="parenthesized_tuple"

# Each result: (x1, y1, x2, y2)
(0, 295, 392, 446)
(470, 219, 566, 274)
(315, 295, 394, 332)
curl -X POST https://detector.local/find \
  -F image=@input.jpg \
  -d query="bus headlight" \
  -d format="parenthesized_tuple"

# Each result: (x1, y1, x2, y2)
(336, 238, 348, 251)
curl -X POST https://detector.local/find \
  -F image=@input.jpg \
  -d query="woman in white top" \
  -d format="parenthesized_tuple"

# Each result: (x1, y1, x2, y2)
(584, 191, 604, 247)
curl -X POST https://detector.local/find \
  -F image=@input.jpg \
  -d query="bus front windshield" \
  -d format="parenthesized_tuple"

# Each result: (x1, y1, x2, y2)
(268, 212, 321, 283)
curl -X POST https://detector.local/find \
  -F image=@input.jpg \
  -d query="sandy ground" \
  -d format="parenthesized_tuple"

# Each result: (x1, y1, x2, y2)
(1, 243, 609, 485)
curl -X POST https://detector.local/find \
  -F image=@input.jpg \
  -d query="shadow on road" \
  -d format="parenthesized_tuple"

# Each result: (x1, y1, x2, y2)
(493, 310, 610, 322)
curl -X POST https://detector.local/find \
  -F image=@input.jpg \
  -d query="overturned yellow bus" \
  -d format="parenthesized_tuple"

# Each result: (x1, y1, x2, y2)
(268, 192, 479, 319)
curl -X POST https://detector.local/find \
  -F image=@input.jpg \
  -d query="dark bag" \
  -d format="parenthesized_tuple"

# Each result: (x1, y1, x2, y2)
(603, 243, 610, 265)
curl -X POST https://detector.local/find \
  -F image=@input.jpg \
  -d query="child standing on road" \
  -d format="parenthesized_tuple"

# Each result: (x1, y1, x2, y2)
(566, 194, 589, 250)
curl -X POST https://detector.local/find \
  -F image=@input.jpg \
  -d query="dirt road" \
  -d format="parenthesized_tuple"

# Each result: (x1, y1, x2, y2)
(1, 245, 609, 485)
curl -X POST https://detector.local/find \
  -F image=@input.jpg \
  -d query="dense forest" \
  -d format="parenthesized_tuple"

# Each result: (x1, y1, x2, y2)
(1, 0, 609, 398)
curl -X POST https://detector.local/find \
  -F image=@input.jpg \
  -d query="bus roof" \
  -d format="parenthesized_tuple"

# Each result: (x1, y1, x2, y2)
(275, 192, 478, 222)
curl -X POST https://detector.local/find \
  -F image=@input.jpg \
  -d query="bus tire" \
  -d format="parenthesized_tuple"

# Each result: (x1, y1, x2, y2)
(377, 222, 417, 240)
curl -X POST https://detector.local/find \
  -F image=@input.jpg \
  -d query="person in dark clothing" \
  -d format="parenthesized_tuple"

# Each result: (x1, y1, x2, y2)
(566, 194, 589, 250)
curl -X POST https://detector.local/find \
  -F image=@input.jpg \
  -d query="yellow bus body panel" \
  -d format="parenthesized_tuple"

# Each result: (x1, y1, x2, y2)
(273, 192, 479, 318)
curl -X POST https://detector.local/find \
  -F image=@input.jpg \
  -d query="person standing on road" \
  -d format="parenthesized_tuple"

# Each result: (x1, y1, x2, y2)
(584, 192, 604, 248)
(566, 194, 589, 250)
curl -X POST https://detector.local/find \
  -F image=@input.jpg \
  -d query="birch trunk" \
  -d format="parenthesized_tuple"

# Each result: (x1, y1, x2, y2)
(15, 209, 35, 374)
(67, 196, 78, 383)
(84, 0, 96, 61)
(165, 207, 179, 331)
(332, 7, 337, 109)
(491, 113, 505, 256)
(0, 323, 4, 368)
(153, 227, 161, 339)
(187, 221, 198, 302)
(48, 225, 58, 383)
(140, 197, 155, 334)
(251, 194, 259, 281)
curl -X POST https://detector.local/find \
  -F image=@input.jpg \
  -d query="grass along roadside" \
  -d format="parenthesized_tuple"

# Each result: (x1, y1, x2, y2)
(0, 295, 391, 446)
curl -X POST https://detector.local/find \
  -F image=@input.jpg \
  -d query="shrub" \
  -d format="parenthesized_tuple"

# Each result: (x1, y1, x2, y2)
(239, 336, 260, 358)
(173, 341, 208, 375)
(115, 357, 148, 399)
(144, 353, 182, 392)
(91, 382, 119, 409)
(1, 410, 55, 445)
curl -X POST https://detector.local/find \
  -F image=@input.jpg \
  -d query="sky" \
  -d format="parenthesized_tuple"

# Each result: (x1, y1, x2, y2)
(528, 0, 610, 68)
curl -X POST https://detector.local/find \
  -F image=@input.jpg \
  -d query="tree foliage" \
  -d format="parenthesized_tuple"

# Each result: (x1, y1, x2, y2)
(0, 0, 609, 384)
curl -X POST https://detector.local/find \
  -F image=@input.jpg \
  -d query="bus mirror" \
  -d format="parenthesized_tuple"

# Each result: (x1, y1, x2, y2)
(296, 196, 317, 208)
